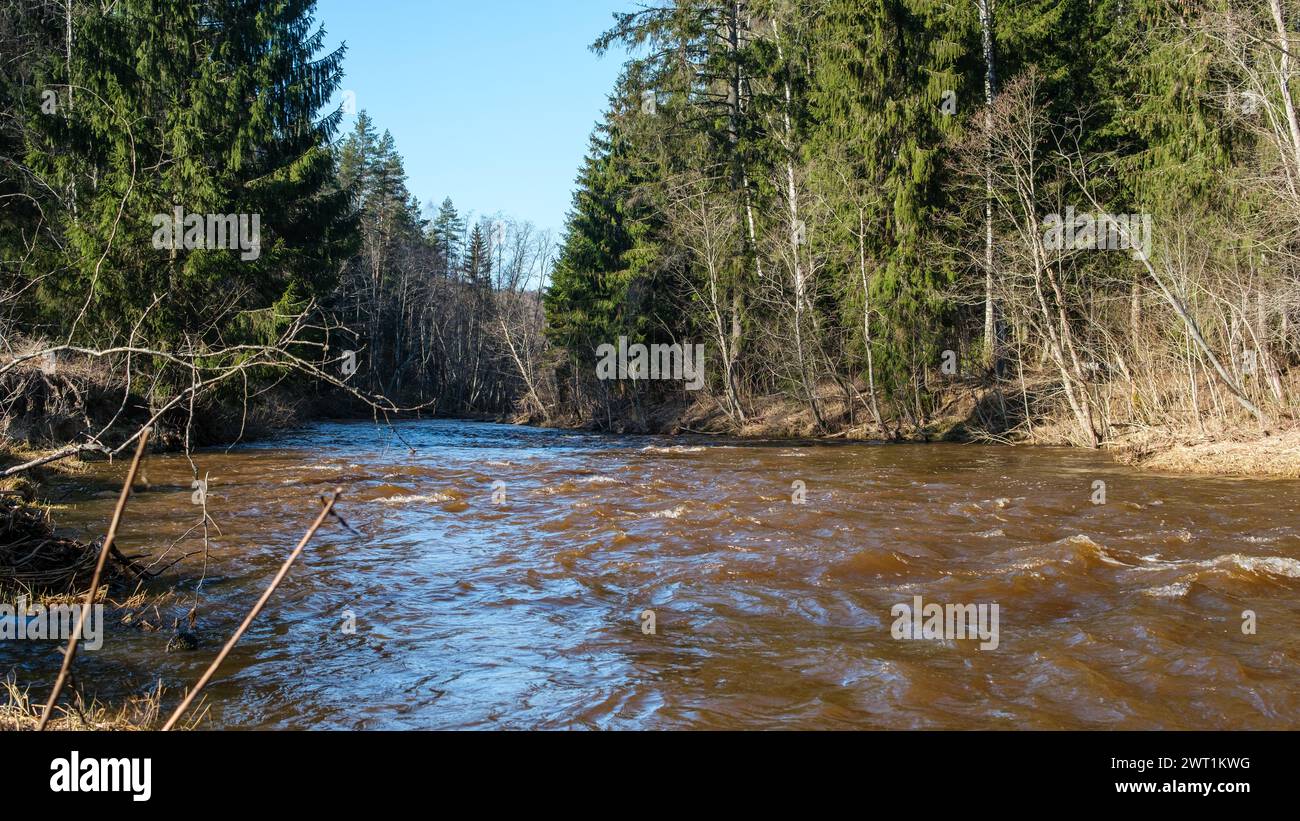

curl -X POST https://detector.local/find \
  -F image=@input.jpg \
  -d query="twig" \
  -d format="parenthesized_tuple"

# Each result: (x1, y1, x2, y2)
(36, 428, 150, 731)
(161, 488, 342, 731)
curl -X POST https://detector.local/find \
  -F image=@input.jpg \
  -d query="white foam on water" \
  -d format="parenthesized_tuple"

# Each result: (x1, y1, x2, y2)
(1143, 582, 1190, 599)
(648, 505, 688, 519)
(375, 492, 455, 505)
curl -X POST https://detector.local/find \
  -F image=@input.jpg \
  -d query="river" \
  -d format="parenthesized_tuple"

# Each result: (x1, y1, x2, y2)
(5, 418, 1299, 729)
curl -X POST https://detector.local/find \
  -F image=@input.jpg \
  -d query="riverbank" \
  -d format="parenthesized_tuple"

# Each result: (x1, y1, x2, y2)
(0, 349, 357, 457)
(7, 343, 1296, 487)
(529, 376, 1300, 479)
(0, 350, 381, 600)
(1114, 428, 1300, 478)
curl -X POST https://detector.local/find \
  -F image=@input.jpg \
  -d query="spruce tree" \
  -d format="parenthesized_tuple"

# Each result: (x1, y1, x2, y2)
(19, 0, 356, 344)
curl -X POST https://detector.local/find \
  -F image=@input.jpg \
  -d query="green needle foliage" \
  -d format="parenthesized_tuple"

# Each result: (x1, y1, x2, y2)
(543, 0, 1298, 436)
(4, 0, 355, 347)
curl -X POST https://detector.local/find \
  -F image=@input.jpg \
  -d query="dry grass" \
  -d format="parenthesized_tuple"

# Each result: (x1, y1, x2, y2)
(736, 394, 824, 438)
(0, 676, 204, 731)
(1120, 427, 1300, 478)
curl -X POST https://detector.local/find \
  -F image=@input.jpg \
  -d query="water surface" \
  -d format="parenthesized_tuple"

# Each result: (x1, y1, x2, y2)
(6, 419, 1298, 729)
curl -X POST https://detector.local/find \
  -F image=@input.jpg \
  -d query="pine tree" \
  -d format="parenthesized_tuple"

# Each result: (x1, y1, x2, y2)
(428, 197, 466, 275)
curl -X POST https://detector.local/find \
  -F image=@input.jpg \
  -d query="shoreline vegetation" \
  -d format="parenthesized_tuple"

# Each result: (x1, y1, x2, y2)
(3, 346, 1294, 504)
(535, 399, 1300, 480)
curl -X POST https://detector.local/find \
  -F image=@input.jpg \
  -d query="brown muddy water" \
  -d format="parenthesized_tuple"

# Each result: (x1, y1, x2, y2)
(4, 419, 1299, 729)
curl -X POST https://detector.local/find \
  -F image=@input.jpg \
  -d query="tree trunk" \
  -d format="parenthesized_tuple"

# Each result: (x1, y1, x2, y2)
(978, 0, 998, 367)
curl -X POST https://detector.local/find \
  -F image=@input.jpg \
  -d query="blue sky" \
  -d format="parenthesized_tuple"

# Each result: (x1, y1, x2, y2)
(315, 0, 630, 238)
